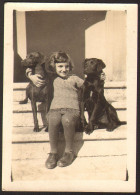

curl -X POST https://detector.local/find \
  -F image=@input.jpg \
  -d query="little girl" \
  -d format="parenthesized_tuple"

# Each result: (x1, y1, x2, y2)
(27, 51, 105, 169)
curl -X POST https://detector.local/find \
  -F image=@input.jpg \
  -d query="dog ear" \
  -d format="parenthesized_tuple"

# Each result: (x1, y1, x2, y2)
(38, 52, 46, 64)
(45, 57, 56, 74)
(97, 59, 106, 72)
(83, 58, 89, 66)
(83, 58, 87, 64)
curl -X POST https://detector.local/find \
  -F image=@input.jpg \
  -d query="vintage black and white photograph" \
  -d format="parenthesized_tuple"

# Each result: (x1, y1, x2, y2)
(2, 3, 137, 192)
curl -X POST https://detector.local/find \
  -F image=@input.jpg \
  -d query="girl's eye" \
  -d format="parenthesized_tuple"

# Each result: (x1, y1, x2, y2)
(56, 64, 70, 69)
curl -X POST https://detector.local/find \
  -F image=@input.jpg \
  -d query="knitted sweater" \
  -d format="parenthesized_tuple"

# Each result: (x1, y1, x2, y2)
(50, 75, 84, 110)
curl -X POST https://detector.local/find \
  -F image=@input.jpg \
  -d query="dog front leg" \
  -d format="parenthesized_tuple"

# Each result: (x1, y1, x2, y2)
(31, 100, 40, 132)
(85, 102, 100, 134)
(19, 84, 30, 104)
(80, 102, 87, 128)
(79, 86, 87, 129)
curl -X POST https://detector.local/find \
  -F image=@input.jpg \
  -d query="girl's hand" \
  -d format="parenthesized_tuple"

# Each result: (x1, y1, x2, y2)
(29, 74, 46, 87)
(100, 72, 106, 81)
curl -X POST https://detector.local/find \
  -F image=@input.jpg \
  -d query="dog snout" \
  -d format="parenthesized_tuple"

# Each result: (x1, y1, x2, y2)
(84, 62, 93, 74)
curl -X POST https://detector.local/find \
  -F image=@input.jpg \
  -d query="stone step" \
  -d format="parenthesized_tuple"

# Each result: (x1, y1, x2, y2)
(13, 100, 126, 113)
(12, 138, 127, 160)
(12, 125, 127, 162)
(13, 81, 126, 89)
(12, 155, 127, 182)
(12, 124, 127, 143)
(13, 110, 126, 127)
(13, 82, 126, 102)
(13, 88, 126, 102)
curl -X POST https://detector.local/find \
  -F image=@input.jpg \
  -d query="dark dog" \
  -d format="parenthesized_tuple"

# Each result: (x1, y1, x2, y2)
(19, 52, 53, 132)
(80, 58, 126, 134)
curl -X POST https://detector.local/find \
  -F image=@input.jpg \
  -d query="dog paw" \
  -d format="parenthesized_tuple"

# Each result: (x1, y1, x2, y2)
(19, 99, 28, 104)
(85, 129, 93, 135)
(84, 125, 93, 135)
(85, 131, 92, 135)
(33, 127, 41, 132)
(106, 124, 118, 132)
(84, 124, 98, 134)
(93, 125, 98, 130)
(106, 129, 113, 132)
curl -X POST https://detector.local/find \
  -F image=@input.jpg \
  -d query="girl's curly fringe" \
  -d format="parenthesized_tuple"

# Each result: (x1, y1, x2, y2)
(45, 51, 74, 73)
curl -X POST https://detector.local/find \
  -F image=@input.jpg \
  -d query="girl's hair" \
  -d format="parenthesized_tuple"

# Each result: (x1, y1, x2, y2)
(46, 51, 74, 73)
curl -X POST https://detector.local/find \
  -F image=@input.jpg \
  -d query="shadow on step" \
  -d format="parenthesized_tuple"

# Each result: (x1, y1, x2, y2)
(57, 133, 84, 159)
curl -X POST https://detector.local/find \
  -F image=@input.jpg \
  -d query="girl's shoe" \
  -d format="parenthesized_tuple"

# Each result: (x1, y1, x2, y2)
(45, 153, 58, 169)
(57, 152, 75, 167)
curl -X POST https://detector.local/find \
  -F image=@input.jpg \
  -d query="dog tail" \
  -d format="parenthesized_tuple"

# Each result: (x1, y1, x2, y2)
(118, 121, 127, 125)
(19, 98, 28, 104)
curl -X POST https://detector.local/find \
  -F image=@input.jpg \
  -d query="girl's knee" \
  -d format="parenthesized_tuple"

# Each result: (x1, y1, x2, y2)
(48, 111, 61, 124)
(62, 115, 75, 127)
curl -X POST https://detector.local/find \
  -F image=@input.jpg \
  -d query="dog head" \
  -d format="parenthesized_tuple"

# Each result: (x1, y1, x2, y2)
(21, 52, 46, 68)
(83, 58, 106, 75)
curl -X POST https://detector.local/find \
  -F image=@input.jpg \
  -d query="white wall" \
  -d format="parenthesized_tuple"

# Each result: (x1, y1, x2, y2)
(16, 11, 27, 59)
(85, 11, 126, 81)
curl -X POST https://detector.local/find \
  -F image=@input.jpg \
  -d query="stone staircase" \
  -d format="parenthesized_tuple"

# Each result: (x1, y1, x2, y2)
(12, 82, 127, 182)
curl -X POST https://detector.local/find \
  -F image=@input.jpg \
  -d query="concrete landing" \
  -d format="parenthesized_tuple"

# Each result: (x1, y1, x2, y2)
(12, 155, 127, 181)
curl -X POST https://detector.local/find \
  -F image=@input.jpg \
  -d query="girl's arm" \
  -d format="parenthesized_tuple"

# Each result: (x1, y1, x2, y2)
(74, 76, 84, 88)
(74, 72, 106, 88)
(26, 68, 46, 87)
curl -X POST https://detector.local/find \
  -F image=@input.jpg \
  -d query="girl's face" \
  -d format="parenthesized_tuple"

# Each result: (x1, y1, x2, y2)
(55, 63, 70, 78)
